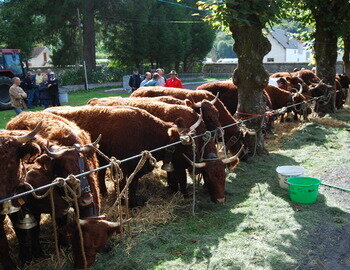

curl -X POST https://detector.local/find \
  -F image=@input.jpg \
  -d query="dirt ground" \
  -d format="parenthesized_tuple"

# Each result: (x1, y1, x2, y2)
(298, 165, 350, 270)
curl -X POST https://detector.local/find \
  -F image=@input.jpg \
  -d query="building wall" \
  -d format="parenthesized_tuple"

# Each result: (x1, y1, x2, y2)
(28, 48, 53, 68)
(263, 35, 286, 63)
(202, 62, 345, 75)
(285, 47, 310, 62)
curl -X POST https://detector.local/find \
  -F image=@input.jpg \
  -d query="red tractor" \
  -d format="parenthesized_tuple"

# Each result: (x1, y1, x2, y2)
(0, 49, 26, 110)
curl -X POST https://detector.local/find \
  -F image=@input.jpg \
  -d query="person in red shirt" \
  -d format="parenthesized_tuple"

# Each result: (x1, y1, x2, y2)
(165, 70, 183, 88)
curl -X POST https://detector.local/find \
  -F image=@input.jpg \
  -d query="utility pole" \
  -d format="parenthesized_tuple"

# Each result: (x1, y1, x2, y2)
(77, 8, 89, 90)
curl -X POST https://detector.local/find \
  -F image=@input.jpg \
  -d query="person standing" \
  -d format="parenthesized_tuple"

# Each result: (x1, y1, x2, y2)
(156, 68, 166, 86)
(34, 69, 44, 106)
(128, 68, 142, 92)
(9, 77, 27, 115)
(144, 73, 161, 86)
(39, 75, 51, 108)
(23, 71, 36, 108)
(48, 72, 60, 106)
(164, 70, 183, 88)
(140, 72, 152, 87)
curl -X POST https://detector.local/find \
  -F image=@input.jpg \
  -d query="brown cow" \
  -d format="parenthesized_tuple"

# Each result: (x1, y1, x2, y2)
(87, 97, 240, 202)
(131, 87, 254, 158)
(264, 85, 311, 121)
(45, 106, 211, 203)
(5, 113, 124, 268)
(0, 127, 42, 269)
(270, 70, 320, 85)
(196, 81, 273, 115)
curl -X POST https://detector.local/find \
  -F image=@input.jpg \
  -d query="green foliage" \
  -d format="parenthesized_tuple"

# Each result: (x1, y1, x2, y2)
(103, 0, 215, 71)
(58, 66, 127, 85)
(0, 0, 44, 58)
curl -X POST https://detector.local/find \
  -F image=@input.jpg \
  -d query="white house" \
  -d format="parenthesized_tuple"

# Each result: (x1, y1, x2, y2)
(263, 29, 311, 63)
(28, 46, 53, 68)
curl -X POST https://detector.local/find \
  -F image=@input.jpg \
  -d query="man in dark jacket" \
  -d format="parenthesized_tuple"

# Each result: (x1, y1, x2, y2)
(128, 68, 142, 92)
(23, 71, 36, 108)
(39, 75, 51, 108)
(48, 72, 60, 106)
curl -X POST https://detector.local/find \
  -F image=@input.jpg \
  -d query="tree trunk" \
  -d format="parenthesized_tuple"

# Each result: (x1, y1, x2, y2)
(343, 37, 350, 77)
(82, 0, 96, 71)
(313, 17, 338, 113)
(229, 16, 270, 155)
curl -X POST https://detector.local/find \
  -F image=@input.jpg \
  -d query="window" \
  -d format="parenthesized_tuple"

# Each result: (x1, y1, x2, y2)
(43, 52, 48, 62)
(267, 58, 274, 62)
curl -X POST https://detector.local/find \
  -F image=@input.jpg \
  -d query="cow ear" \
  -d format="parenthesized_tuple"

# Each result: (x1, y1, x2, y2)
(285, 77, 291, 82)
(19, 142, 42, 162)
(185, 99, 194, 108)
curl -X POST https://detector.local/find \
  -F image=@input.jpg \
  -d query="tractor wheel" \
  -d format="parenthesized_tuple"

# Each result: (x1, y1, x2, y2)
(0, 76, 12, 110)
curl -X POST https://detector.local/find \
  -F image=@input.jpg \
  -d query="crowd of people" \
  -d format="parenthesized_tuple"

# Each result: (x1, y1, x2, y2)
(9, 69, 60, 115)
(129, 68, 183, 92)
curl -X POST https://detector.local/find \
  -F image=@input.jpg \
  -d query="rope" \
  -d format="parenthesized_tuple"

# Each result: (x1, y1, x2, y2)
(24, 176, 87, 270)
(190, 136, 197, 216)
(0, 97, 324, 204)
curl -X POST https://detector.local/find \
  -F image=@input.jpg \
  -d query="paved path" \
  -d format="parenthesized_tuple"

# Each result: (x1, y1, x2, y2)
(103, 80, 221, 94)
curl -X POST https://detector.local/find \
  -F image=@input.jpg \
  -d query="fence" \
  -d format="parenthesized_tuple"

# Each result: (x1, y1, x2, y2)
(0, 96, 322, 205)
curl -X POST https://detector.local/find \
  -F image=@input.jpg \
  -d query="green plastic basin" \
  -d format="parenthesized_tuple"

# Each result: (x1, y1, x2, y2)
(286, 177, 321, 204)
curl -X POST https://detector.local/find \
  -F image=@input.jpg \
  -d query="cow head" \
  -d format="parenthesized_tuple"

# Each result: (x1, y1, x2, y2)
(183, 146, 243, 203)
(286, 76, 309, 93)
(70, 216, 128, 269)
(184, 97, 221, 132)
(337, 74, 350, 89)
(0, 124, 42, 200)
(335, 90, 346, 109)
(309, 81, 331, 98)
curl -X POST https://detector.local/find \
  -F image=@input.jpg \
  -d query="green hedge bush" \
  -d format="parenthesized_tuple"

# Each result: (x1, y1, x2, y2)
(58, 67, 128, 86)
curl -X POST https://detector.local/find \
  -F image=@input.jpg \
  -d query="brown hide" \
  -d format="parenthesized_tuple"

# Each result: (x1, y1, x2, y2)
(196, 81, 273, 114)
(71, 217, 125, 269)
(7, 112, 100, 213)
(45, 106, 183, 204)
(88, 97, 227, 202)
(131, 87, 245, 156)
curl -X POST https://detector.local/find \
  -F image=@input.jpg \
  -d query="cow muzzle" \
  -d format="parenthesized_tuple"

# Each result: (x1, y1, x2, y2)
(216, 197, 226, 204)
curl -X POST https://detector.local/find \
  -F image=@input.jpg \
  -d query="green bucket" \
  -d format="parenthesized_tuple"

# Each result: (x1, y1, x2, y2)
(286, 177, 321, 204)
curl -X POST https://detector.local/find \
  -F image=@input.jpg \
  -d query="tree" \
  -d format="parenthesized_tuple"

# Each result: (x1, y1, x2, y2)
(198, 0, 284, 155)
(0, 0, 43, 59)
(103, 0, 214, 71)
(283, 0, 350, 113)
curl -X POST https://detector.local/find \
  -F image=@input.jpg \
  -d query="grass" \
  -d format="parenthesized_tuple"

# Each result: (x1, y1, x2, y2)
(0, 87, 129, 129)
(89, 109, 350, 270)
(182, 77, 228, 83)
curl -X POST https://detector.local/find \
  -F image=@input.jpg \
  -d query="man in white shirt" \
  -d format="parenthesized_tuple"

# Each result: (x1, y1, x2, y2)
(156, 68, 166, 86)
(140, 72, 152, 87)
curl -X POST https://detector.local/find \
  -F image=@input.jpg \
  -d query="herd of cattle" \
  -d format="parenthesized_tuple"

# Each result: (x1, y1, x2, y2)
(0, 69, 348, 269)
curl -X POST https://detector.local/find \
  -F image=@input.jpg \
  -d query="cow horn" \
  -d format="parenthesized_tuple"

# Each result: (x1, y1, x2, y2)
(44, 143, 69, 158)
(105, 218, 132, 228)
(210, 92, 219, 105)
(298, 84, 303, 94)
(189, 109, 202, 131)
(221, 145, 244, 164)
(182, 154, 206, 168)
(15, 122, 42, 144)
(79, 219, 88, 226)
(82, 134, 102, 151)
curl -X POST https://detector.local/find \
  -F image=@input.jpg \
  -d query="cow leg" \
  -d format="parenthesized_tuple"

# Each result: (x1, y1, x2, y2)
(30, 213, 44, 259)
(177, 167, 189, 198)
(98, 169, 107, 196)
(166, 171, 179, 193)
(56, 214, 69, 248)
(128, 178, 145, 207)
(8, 213, 32, 264)
(0, 215, 16, 270)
